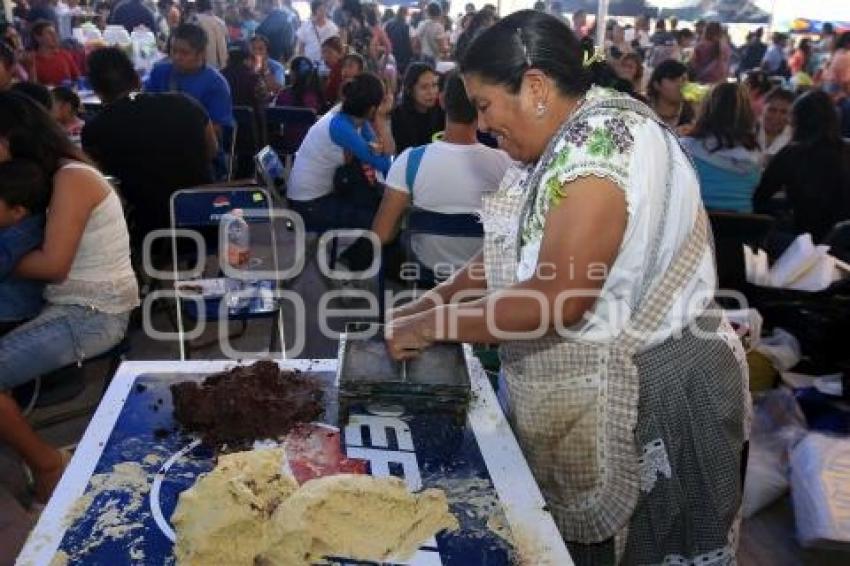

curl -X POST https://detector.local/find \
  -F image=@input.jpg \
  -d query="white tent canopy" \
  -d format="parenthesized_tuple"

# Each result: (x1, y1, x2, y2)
(754, 0, 850, 24)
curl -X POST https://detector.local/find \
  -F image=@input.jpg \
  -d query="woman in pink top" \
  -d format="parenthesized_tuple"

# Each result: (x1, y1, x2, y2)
(690, 22, 731, 84)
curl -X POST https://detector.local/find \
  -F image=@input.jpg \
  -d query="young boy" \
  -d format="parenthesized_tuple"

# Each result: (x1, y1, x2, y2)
(0, 159, 50, 335)
(51, 86, 85, 145)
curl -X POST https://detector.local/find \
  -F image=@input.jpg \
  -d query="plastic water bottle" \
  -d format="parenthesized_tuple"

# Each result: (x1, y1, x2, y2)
(222, 209, 251, 309)
(223, 209, 250, 268)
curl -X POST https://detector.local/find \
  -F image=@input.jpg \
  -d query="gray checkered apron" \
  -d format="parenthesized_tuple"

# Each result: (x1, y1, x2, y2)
(482, 94, 747, 565)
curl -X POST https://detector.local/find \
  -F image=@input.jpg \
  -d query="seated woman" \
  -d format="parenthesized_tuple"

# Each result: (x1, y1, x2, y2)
(250, 34, 285, 97)
(754, 90, 850, 242)
(646, 59, 694, 132)
(274, 56, 324, 112)
(391, 62, 445, 153)
(287, 72, 394, 231)
(681, 83, 761, 213)
(0, 91, 138, 504)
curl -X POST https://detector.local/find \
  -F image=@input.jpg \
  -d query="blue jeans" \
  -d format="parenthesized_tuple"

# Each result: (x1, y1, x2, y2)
(0, 304, 130, 391)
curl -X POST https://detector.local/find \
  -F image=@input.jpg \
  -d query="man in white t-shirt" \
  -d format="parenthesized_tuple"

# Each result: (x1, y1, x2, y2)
(371, 71, 512, 279)
(296, 0, 339, 64)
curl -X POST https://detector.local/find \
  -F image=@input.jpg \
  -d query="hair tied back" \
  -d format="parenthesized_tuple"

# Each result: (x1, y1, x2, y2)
(515, 27, 532, 66)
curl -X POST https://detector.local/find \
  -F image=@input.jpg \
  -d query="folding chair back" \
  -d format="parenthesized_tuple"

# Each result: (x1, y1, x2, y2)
(266, 106, 317, 156)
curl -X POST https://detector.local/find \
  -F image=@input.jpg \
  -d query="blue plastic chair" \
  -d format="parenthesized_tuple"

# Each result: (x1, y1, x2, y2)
(169, 186, 285, 359)
(265, 106, 317, 157)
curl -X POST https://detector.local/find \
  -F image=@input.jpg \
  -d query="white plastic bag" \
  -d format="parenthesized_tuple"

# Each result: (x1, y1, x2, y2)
(790, 433, 850, 549)
(743, 388, 807, 518)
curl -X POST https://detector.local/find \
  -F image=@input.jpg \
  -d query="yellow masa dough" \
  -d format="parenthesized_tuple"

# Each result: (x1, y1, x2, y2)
(260, 474, 459, 565)
(172, 448, 298, 566)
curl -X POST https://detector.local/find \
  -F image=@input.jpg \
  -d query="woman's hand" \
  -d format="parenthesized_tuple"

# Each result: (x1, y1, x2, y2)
(385, 311, 436, 360)
(377, 90, 394, 117)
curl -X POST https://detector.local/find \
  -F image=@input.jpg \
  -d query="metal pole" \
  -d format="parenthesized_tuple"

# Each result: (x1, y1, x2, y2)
(596, 0, 610, 51)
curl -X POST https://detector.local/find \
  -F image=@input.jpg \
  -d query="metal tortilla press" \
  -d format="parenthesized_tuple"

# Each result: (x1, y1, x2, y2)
(337, 322, 472, 423)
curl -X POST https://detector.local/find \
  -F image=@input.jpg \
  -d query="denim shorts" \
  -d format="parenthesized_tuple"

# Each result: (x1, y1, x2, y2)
(0, 304, 130, 391)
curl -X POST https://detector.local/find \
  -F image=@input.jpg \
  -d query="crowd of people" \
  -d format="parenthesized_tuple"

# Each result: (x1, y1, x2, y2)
(0, 2, 850, 562)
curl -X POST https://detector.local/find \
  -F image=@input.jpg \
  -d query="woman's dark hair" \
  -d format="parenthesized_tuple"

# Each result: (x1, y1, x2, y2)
(647, 59, 687, 100)
(341, 72, 385, 117)
(690, 82, 757, 151)
(401, 62, 436, 109)
(51, 85, 81, 114)
(172, 23, 208, 53)
(426, 2, 442, 19)
(341, 52, 365, 71)
(226, 42, 250, 67)
(251, 33, 270, 49)
(459, 9, 598, 97)
(321, 35, 344, 54)
(836, 32, 850, 51)
(797, 37, 812, 58)
(0, 158, 52, 213)
(87, 47, 139, 101)
(11, 82, 53, 109)
(0, 91, 91, 180)
(792, 90, 842, 146)
(744, 70, 772, 97)
(288, 56, 324, 107)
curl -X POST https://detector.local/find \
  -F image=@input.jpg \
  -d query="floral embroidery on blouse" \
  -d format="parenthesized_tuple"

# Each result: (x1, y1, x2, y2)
(522, 96, 645, 244)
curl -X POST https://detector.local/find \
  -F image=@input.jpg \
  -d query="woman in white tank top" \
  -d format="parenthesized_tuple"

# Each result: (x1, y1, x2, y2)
(0, 91, 138, 504)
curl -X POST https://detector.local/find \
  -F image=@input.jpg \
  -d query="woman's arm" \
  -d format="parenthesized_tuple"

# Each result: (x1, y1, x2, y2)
(386, 176, 627, 358)
(329, 113, 392, 174)
(15, 166, 105, 282)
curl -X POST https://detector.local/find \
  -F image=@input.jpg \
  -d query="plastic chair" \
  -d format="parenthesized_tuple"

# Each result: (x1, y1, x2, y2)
(708, 211, 776, 295)
(221, 122, 239, 181)
(169, 186, 285, 360)
(232, 106, 262, 179)
(265, 106, 317, 157)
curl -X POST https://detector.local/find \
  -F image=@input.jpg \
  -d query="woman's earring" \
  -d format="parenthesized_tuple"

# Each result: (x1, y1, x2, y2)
(536, 101, 547, 117)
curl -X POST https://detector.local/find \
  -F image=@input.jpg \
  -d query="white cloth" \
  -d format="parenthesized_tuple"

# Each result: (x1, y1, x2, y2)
(757, 124, 792, 167)
(515, 113, 717, 345)
(386, 141, 512, 270)
(194, 13, 228, 69)
(44, 163, 139, 313)
(287, 111, 344, 201)
(296, 19, 339, 63)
